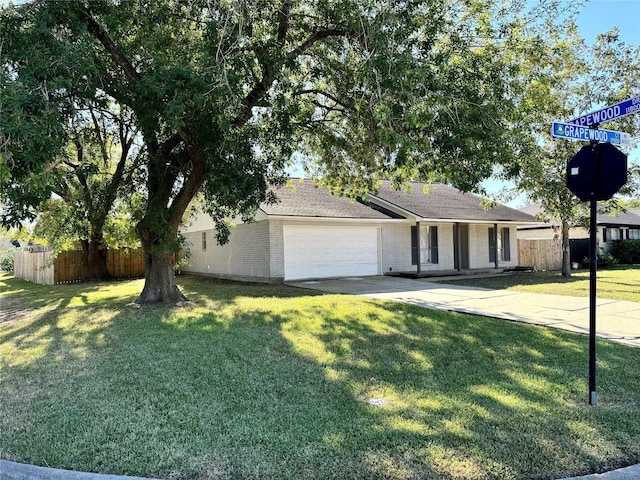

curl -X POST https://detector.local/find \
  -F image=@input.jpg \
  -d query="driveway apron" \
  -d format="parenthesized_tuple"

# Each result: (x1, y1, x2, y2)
(289, 276, 640, 347)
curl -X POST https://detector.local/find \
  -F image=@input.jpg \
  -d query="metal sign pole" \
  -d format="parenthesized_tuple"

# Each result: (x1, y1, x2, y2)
(562, 99, 633, 405)
(587, 139, 599, 406)
(588, 194, 597, 406)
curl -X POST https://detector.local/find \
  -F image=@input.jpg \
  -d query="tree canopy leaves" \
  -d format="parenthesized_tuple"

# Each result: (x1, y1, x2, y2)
(1, 0, 575, 302)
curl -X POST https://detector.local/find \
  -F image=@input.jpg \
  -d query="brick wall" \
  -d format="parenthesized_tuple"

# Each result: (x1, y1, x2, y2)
(381, 223, 455, 273)
(468, 224, 518, 269)
(181, 221, 272, 282)
(268, 219, 285, 279)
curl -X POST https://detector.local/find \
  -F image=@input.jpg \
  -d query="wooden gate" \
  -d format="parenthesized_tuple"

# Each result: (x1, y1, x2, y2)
(517, 238, 562, 271)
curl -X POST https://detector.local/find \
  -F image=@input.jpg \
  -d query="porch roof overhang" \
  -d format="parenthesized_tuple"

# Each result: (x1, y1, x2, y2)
(366, 194, 540, 226)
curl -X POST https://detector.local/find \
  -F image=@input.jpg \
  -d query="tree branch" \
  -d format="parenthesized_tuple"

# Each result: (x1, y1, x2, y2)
(288, 28, 352, 60)
(232, 62, 274, 127)
(88, 103, 110, 166)
(161, 132, 184, 157)
(233, 27, 353, 128)
(294, 88, 353, 110)
(77, 3, 141, 85)
(277, 0, 293, 46)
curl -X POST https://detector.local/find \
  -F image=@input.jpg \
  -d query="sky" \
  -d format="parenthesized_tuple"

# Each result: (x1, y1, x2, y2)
(576, 0, 640, 45)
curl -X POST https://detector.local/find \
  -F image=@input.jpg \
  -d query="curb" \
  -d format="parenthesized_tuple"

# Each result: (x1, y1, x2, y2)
(3, 459, 640, 480)
(0, 460, 159, 480)
(557, 464, 640, 480)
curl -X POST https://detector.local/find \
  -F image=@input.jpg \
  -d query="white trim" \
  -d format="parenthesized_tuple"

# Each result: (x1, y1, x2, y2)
(416, 218, 535, 225)
(268, 215, 406, 224)
(366, 194, 420, 220)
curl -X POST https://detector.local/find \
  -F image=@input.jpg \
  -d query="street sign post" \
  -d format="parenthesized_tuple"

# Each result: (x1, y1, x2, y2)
(566, 142, 628, 406)
(568, 94, 640, 126)
(552, 121, 631, 147)
(565, 141, 628, 406)
(560, 97, 635, 406)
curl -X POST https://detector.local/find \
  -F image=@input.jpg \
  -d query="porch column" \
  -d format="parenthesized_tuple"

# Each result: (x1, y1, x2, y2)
(456, 222, 462, 272)
(493, 223, 499, 269)
(416, 221, 421, 275)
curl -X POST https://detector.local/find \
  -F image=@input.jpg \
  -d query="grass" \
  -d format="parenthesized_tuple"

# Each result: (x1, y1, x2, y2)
(441, 266, 640, 303)
(1, 272, 640, 479)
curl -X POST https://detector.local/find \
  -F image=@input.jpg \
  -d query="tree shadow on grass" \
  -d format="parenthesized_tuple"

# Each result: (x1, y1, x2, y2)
(1, 275, 639, 479)
(304, 299, 640, 479)
(0, 276, 441, 479)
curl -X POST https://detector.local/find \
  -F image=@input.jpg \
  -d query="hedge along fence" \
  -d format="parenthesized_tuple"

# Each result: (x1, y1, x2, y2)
(13, 249, 180, 285)
(610, 239, 640, 264)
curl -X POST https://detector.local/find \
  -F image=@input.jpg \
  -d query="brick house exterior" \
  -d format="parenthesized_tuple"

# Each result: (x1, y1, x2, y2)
(180, 179, 537, 282)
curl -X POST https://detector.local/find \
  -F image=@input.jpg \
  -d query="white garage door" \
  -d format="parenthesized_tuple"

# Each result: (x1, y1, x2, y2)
(283, 225, 380, 281)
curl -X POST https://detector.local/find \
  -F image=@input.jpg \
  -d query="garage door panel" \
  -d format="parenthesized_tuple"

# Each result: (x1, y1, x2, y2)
(283, 225, 379, 281)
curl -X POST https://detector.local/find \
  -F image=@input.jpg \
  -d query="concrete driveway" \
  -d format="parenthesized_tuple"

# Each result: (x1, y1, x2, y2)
(288, 276, 640, 347)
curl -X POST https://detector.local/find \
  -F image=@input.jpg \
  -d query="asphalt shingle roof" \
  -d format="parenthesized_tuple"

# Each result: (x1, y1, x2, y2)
(520, 204, 640, 227)
(372, 181, 537, 223)
(598, 210, 640, 227)
(261, 180, 396, 219)
(261, 178, 537, 223)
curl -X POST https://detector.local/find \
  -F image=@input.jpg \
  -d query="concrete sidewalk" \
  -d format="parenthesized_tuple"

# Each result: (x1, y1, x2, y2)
(289, 275, 640, 347)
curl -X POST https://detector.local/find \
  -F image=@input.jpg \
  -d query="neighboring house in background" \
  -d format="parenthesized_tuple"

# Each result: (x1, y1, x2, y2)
(180, 179, 538, 283)
(517, 205, 640, 259)
(517, 204, 588, 241)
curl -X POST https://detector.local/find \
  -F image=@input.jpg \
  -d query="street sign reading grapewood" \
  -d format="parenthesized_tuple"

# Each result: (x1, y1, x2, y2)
(552, 95, 638, 406)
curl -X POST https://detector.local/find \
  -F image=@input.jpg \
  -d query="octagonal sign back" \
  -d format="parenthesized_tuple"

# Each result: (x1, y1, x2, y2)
(567, 143, 627, 202)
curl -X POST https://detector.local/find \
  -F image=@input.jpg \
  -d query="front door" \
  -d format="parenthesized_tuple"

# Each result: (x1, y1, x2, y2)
(453, 224, 470, 270)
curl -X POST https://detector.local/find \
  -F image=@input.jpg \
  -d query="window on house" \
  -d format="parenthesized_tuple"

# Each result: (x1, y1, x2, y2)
(202, 232, 207, 251)
(628, 229, 640, 240)
(603, 228, 621, 242)
(411, 225, 438, 264)
(488, 227, 511, 262)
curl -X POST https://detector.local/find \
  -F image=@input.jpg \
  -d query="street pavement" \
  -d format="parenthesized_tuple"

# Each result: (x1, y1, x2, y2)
(288, 275, 640, 347)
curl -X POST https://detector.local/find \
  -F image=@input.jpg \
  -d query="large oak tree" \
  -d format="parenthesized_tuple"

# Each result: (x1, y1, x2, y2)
(2, 0, 555, 304)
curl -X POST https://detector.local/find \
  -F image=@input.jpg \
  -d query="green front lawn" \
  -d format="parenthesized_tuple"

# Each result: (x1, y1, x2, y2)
(1, 272, 639, 479)
(443, 266, 640, 303)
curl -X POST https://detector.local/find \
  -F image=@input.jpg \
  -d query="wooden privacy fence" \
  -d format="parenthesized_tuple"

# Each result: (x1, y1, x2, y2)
(517, 238, 562, 271)
(13, 248, 178, 285)
(13, 251, 54, 285)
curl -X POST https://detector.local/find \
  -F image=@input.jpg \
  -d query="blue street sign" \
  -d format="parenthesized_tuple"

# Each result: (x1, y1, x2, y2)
(551, 121, 631, 147)
(568, 94, 640, 126)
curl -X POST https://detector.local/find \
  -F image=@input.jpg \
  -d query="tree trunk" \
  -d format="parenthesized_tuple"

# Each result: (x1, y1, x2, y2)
(135, 219, 186, 305)
(561, 220, 572, 277)
(80, 236, 111, 282)
(135, 249, 186, 304)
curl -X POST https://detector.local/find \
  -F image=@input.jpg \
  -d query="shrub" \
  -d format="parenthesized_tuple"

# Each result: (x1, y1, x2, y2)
(0, 251, 14, 272)
(610, 239, 640, 264)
